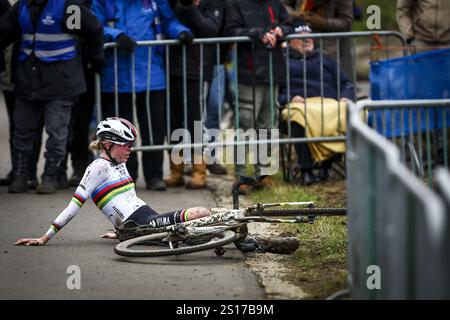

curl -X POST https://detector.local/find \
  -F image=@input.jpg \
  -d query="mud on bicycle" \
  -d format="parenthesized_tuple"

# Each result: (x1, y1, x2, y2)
(114, 176, 346, 258)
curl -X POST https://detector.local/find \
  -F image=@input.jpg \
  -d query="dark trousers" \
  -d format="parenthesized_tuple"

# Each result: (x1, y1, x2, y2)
(291, 122, 314, 171)
(101, 91, 165, 182)
(169, 75, 202, 157)
(65, 67, 95, 169)
(13, 98, 73, 161)
(4, 91, 43, 177)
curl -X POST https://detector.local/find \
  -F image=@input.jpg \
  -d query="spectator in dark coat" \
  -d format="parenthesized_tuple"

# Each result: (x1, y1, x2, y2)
(223, 0, 293, 192)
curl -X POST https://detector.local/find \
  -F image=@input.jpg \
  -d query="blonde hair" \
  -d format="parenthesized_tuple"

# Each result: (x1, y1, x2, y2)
(89, 138, 104, 151)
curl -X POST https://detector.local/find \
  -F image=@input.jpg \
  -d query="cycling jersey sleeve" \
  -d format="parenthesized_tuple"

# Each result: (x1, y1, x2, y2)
(44, 160, 108, 240)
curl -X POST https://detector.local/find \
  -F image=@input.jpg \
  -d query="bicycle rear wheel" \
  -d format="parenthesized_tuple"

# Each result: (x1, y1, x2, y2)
(114, 230, 237, 257)
(259, 207, 346, 216)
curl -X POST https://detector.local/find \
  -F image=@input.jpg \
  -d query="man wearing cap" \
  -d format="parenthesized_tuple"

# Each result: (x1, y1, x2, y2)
(279, 18, 354, 185)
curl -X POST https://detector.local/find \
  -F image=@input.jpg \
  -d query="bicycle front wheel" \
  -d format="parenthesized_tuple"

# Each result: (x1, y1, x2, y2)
(114, 230, 237, 257)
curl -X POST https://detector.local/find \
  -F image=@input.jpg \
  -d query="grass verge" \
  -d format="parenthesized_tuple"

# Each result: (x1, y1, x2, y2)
(249, 176, 348, 299)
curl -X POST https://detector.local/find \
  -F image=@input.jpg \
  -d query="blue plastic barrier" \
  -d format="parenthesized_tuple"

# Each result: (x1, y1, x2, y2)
(369, 48, 450, 137)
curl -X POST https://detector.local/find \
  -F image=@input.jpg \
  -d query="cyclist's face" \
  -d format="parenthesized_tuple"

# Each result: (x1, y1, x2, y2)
(106, 142, 133, 163)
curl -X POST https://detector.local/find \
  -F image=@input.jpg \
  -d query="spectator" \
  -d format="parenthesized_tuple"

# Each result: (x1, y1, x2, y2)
(397, 0, 450, 54)
(0, 0, 14, 185)
(1, 0, 41, 190)
(203, 0, 231, 176)
(91, 0, 192, 191)
(282, 0, 354, 81)
(0, 0, 105, 194)
(223, 0, 293, 193)
(279, 18, 354, 185)
(165, 0, 224, 189)
(61, 0, 100, 188)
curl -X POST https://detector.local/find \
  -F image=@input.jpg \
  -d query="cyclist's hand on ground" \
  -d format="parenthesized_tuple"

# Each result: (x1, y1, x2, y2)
(100, 232, 118, 240)
(15, 236, 48, 246)
(292, 95, 305, 103)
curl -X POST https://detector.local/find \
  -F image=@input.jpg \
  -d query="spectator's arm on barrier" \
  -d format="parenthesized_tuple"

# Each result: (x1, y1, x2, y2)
(223, 1, 261, 40)
(90, 0, 126, 42)
(157, 0, 191, 39)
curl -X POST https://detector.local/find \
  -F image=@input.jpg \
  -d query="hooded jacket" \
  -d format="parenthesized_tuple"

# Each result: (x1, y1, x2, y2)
(91, 0, 190, 93)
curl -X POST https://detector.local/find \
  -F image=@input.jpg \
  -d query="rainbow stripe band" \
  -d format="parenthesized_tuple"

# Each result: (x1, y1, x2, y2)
(71, 193, 86, 208)
(51, 222, 61, 233)
(182, 208, 189, 222)
(92, 177, 134, 210)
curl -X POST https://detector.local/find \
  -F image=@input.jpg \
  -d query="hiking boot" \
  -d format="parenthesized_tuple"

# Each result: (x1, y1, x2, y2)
(254, 176, 274, 189)
(37, 159, 62, 194)
(186, 157, 207, 189)
(8, 153, 31, 193)
(207, 163, 228, 175)
(146, 178, 167, 191)
(234, 177, 252, 195)
(165, 160, 185, 187)
(27, 174, 39, 189)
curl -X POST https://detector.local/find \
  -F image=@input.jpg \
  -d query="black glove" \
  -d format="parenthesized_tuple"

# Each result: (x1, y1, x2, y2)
(248, 28, 264, 42)
(178, 31, 194, 45)
(179, 0, 193, 6)
(89, 57, 107, 74)
(116, 33, 136, 55)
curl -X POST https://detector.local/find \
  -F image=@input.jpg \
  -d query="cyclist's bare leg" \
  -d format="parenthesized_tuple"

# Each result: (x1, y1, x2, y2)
(185, 207, 212, 220)
(186, 207, 229, 220)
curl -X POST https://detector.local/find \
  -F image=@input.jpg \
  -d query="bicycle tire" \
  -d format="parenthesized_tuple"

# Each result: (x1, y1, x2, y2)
(258, 207, 347, 216)
(114, 230, 237, 257)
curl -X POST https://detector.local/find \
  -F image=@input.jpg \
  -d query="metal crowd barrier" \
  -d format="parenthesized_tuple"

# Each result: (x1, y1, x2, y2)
(360, 100, 450, 185)
(94, 31, 406, 160)
(347, 99, 450, 299)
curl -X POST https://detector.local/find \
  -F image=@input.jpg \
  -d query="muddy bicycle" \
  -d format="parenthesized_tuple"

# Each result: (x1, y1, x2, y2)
(114, 176, 346, 258)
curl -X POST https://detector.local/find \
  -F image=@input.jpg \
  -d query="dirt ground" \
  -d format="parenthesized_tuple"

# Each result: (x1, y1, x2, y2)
(207, 173, 347, 300)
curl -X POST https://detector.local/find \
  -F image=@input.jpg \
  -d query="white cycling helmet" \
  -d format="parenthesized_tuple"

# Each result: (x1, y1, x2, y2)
(96, 117, 137, 145)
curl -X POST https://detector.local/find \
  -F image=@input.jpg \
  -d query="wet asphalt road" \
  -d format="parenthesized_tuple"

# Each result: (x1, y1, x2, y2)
(0, 94, 264, 300)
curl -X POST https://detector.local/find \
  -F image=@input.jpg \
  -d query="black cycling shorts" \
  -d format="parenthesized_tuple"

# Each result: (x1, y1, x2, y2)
(126, 205, 184, 227)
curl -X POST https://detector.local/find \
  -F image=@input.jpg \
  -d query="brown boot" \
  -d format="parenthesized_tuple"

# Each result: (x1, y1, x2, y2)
(165, 160, 185, 187)
(186, 158, 207, 189)
(254, 176, 274, 190)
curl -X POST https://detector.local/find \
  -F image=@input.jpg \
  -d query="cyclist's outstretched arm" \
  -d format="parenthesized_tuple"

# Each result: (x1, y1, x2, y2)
(15, 162, 106, 246)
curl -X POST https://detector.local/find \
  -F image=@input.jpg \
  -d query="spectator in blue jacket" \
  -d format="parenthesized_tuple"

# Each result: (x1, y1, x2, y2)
(91, 0, 192, 191)
(279, 18, 354, 185)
